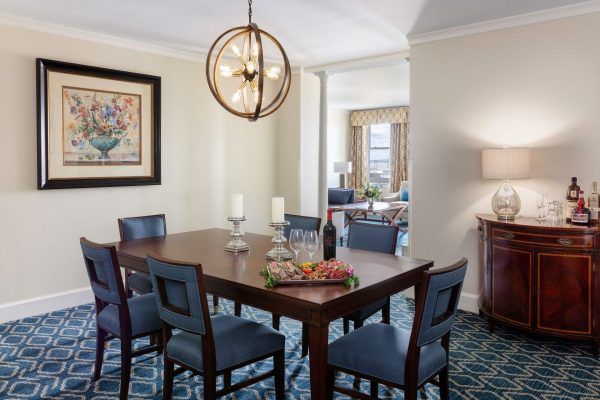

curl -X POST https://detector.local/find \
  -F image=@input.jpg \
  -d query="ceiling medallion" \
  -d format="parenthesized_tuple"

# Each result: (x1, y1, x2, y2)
(206, 0, 291, 121)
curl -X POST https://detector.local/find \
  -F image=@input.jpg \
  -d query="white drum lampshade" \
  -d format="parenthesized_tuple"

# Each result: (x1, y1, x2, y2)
(482, 148, 531, 220)
(334, 161, 352, 188)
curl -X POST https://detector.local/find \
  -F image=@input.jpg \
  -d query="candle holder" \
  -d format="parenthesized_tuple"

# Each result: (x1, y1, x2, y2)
(266, 221, 293, 261)
(224, 217, 250, 253)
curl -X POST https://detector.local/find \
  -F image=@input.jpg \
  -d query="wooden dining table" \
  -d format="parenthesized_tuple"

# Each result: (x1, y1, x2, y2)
(113, 228, 433, 399)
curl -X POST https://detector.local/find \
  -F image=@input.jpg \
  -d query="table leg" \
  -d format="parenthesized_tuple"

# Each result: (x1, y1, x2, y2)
(308, 321, 330, 400)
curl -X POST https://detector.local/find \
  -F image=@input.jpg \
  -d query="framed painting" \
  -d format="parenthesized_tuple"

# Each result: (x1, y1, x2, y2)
(37, 58, 161, 189)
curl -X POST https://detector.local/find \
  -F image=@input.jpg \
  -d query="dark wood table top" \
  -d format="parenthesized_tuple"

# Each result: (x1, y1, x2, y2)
(115, 228, 432, 311)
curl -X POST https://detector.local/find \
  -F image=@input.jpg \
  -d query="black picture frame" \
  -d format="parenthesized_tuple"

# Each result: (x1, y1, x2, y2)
(37, 58, 161, 189)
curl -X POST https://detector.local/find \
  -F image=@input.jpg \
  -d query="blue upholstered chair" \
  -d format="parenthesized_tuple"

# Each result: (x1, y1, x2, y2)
(283, 213, 322, 239)
(118, 214, 167, 296)
(147, 255, 285, 400)
(327, 258, 468, 400)
(343, 221, 399, 334)
(80, 238, 162, 400)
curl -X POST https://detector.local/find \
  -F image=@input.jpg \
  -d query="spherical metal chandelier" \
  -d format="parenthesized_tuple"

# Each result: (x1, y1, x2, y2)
(206, 0, 291, 121)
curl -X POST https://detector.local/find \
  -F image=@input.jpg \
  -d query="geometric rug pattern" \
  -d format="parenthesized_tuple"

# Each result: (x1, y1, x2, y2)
(1, 294, 599, 399)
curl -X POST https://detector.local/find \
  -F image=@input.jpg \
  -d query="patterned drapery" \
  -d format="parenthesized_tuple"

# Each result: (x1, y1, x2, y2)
(348, 126, 369, 189)
(389, 123, 409, 193)
(350, 107, 409, 126)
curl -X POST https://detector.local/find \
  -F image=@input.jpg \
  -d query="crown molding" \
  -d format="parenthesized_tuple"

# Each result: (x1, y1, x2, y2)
(305, 51, 410, 74)
(408, 0, 600, 45)
(0, 12, 210, 62)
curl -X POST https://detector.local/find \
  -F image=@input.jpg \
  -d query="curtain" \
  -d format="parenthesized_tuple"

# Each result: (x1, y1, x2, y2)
(389, 123, 409, 193)
(348, 126, 369, 189)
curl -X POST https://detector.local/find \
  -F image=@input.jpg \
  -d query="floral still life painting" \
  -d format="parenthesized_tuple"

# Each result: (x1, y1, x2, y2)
(63, 87, 141, 165)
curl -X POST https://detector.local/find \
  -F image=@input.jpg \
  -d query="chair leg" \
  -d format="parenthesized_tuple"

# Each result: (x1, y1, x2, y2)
(203, 371, 217, 400)
(353, 319, 364, 387)
(234, 301, 242, 317)
(212, 295, 219, 314)
(93, 327, 106, 381)
(272, 314, 281, 330)
(124, 268, 133, 298)
(404, 385, 418, 400)
(381, 298, 391, 325)
(274, 350, 285, 400)
(162, 358, 174, 400)
(420, 386, 428, 399)
(439, 366, 449, 400)
(119, 338, 132, 400)
(343, 318, 350, 334)
(326, 365, 335, 400)
(301, 323, 309, 357)
(370, 380, 379, 398)
(224, 371, 232, 387)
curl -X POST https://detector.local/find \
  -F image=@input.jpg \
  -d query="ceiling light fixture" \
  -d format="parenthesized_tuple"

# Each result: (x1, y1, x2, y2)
(206, 0, 291, 121)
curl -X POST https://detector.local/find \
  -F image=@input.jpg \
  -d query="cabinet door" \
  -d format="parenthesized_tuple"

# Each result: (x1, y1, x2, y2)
(492, 245, 533, 328)
(537, 252, 592, 335)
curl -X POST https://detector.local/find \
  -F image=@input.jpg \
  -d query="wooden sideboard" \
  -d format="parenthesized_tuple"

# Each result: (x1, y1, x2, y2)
(477, 214, 600, 355)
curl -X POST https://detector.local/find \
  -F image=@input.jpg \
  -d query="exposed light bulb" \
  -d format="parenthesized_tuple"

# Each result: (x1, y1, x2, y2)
(231, 44, 241, 57)
(219, 64, 233, 77)
(231, 89, 242, 103)
(265, 66, 281, 80)
(246, 61, 256, 74)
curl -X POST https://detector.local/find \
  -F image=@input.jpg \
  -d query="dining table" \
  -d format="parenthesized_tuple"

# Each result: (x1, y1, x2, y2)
(331, 200, 409, 226)
(113, 228, 433, 400)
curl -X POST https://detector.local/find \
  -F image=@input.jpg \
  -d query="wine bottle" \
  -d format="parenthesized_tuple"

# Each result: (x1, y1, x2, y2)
(589, 182, 599, 224)
(572, 191, 591, 225)
(566, 177, 580, 222)
(323, 209, 336, 260)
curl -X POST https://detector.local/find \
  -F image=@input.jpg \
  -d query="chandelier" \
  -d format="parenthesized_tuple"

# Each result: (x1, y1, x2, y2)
(206, 0, 291, 121)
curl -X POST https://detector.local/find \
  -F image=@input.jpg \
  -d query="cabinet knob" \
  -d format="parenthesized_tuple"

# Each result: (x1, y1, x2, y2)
(501, 232, 515, 240)
(557, 238, 574, 246)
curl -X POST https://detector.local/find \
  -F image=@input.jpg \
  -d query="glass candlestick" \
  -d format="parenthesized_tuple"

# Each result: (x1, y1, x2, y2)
(224, 217, 250, 253)
(266, 221, 293, 261)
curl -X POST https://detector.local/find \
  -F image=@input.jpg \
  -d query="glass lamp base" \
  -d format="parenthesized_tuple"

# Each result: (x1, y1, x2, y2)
(492, 180, 521, 221)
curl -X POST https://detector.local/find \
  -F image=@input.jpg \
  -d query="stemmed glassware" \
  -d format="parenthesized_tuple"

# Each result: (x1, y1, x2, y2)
(289, 229, 305, 264)
(304, 230, 319, 262)
(536, 193, 548, 221)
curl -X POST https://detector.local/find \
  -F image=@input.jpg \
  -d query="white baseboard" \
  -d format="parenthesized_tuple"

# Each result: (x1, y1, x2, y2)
(403, 289, 479, 314)
(0, 287, 94, 324)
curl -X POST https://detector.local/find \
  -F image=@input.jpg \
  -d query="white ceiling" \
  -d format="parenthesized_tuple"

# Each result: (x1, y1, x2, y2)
(0, 0, 594, 67)
(329, 63, 409, 110)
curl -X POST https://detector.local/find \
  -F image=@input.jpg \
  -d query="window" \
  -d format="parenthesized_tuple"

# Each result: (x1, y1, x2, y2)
(368, 123, 391, 189)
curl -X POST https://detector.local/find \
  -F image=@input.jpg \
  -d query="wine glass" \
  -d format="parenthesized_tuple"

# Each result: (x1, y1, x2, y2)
(536, 196, 545, 221)
(289, 229, 304, 264)
(304, 230, 319, 262)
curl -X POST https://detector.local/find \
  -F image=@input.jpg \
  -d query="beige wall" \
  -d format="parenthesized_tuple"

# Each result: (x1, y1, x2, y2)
(327, 109, 351, 188)
(410, 13, 600, 305)
(0, 24, 278, 306)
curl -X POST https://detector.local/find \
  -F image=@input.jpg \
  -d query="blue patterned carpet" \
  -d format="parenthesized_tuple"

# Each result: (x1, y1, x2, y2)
(1, 295, 599, 399)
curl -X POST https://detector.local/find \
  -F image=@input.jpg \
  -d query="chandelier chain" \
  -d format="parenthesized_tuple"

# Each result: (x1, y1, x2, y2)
(248, 0, 253, 24)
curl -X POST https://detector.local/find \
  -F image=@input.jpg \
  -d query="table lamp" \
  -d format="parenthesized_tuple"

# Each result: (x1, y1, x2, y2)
(334, 161, 352, 188)
(482, 148, 531, 220)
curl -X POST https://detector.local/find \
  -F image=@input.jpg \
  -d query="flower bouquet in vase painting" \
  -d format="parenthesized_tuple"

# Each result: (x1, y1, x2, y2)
(63, 88, 140, 164)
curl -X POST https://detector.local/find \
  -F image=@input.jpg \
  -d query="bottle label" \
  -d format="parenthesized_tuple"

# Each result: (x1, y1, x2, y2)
(566, 201, 577, 219)
(572, 212, 589, 224)
(590, 207, 599, 221)
(570, 190, 577, 197)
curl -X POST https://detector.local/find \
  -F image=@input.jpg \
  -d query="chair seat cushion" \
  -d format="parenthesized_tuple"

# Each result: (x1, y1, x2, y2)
(128, 272, 153, 294)
(166, 315, 285, 372)
(345, 298, 388, 322)
(97, 293, 161, 337)
(328, 323, 446, 386)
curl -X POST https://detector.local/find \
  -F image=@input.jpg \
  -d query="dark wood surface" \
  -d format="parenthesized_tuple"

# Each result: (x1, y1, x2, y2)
(114, 228, 433, 399)
(477, 214, 599, 355)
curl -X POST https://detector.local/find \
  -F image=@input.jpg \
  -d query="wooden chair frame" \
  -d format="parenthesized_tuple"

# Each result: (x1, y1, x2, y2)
(326, 258, 468, 400)
(81, 237, 163, 400)
(149, 255, 285, 400)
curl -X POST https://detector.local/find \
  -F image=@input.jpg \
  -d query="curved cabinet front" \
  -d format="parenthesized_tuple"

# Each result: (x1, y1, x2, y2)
(477, 214, 599, 356)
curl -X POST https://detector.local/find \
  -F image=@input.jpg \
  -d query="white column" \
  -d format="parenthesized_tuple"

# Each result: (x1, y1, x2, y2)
(316, 71, 330, 219)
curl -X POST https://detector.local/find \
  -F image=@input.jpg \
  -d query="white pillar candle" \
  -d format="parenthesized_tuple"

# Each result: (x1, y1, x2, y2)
(231, 194, 244, 218)
(272, 197, 285, 223)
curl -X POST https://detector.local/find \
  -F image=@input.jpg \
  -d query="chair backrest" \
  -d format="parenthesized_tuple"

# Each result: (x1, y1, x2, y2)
(411, 258, 467, 347)
(118, 214, 167, 241)
(80, 237, 126, 306)
(147, 255, 211, 336)
(283, 214, 322, 239)
(347, 222, 399, 254)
